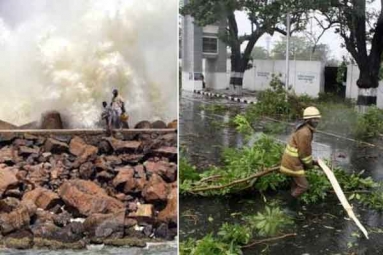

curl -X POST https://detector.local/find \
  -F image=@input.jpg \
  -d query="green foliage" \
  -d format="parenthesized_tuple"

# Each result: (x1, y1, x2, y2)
(180, 204, 294, 255)
(180, 157, 201, 182)
(180, 135, 287, 195)
(233, 114, 254, 140)
(246, 206, 293, 237)
(354, 106, 383, 138)
(181, 234, 242, 255)
(217, 223, 252, 245)
(336, 61, 347, 84)
(300, 170, 331, 204)
(263, 122, 286, 135)
(359, 189, 383, 210)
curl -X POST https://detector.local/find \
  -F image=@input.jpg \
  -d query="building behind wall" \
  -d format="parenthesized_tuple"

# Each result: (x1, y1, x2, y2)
(181, 0, 227, 91)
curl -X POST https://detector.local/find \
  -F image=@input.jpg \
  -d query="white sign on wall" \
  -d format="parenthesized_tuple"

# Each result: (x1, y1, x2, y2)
(297, 72, 316, 84)
(256, 71, 270, 78)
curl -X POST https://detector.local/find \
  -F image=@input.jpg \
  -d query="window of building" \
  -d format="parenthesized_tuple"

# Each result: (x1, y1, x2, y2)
(203, 37, 218, 54)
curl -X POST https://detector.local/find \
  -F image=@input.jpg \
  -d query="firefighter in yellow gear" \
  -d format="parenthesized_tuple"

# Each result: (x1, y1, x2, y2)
(280, 106, 321, 211)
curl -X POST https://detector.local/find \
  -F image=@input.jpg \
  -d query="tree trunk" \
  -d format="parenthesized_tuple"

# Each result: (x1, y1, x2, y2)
(229, 49, 245, 96)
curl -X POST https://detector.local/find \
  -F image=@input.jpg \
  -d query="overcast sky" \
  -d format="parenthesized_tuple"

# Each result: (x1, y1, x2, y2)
(236, 1, 381, 61)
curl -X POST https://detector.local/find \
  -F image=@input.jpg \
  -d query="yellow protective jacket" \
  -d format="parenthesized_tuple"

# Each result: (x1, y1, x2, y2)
(280, 123, 314, 176)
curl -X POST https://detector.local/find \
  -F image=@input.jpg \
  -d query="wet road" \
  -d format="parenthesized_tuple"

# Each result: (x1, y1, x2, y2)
(180, 91, 383, 255)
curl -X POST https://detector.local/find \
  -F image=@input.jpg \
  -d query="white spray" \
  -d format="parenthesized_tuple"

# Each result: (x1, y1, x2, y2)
(0, 0, 177, 128)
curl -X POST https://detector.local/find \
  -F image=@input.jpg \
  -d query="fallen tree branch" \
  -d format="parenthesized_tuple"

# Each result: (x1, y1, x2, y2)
(189, 166, 280, 193)
(242, 233, 297, 248)
(197, 175, 222, 184)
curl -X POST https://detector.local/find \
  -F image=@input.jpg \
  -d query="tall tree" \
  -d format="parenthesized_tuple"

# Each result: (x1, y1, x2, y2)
(318, 0, 383, 106)
(181, 0, 313, 95)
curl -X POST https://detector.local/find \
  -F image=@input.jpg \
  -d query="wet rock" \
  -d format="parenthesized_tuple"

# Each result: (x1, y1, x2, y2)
(143, 224, 153, 237)
(151, 120, 167, 129)
(145, 160, 177, 182)
(153, 146, 177, 159)
(22, 187, 60, 210)
(98, 140, 113, 154)
(35, 209, 55, 224)
(128, 204, 153, 224)
(142, 174, 169, 202)
(3, 230, 33, 249)
(13, 139, 33, 147)
(158, 186, 177, 225)
(54, 222, 84, 243)
(105, 155, 122, 167)
(83, 210, 125, 239)
(155, 223, 172, 240)
(53, 211, 72, 227)
(134, 121, 152, 129)
(0, 165, 18, 196)
(58, 180, 124, 216)
(167, 119, 177, 129)
(79, 162, 95, 179)
(120, 154, 144, 164)
(24, 164, 49, 187)
(0, 147, 16, 164)
(40, 111, 64, 129)
(69, 136, 98, 163)
(112, 166, 146, 194)
(103, 137, 141, 153)
(4, 188, 22, 198)
(96, 171, 114, 181)
(31, 221, 61, 239)
(0, 197, 20, 213)
(95, 237, 147, 247)
(124, 218, 138, 228)
(0, 133, 16, 145)
(44, 138, 69, 154)
(33, 237, 86, 249)
(19, 146, 40, 157)
(23, 134, 39, 141)
(0, 200, 36, 234)
(94, 157, 108, 171)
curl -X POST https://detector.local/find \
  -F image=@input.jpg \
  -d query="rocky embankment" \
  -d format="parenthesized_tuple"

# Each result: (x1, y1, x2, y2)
(0, 130, 177, 249)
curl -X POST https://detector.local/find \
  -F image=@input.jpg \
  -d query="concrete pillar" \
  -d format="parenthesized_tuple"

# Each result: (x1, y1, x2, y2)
(181, 0, 203, 91)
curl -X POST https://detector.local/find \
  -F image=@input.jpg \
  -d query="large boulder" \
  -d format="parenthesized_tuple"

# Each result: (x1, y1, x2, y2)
(0, 165, 18, 196)
(158, 186, 177, 225)
(151, 120, 167, 129)
(40, 111, 63, 129)
(0, 200, 36, 234)
(142, 174, 169, 202)
(44, 138, 69, 154)
(103, 137, 141, 154)
(112, 165, 147, 194)
(83, 209, 125, 239)
(167, 119, 177, 129)
(69, 136, 98, 163)
(58, 180, 124, 216)
(22, 187, 60, 210)
(0, 147, 16, 164)
(134, 121, 152, 129)
(144, 160, 177, 182)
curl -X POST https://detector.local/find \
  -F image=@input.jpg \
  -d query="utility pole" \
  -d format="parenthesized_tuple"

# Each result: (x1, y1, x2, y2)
(285, 12, 291, 92)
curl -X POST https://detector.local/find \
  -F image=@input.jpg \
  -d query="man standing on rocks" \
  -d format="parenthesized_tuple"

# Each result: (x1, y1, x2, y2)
(280, 106, 321, 214)
(111, 89, 126, 129)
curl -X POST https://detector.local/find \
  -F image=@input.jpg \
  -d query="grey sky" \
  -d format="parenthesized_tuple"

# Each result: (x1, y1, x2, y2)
(236, 1, 381, 61)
